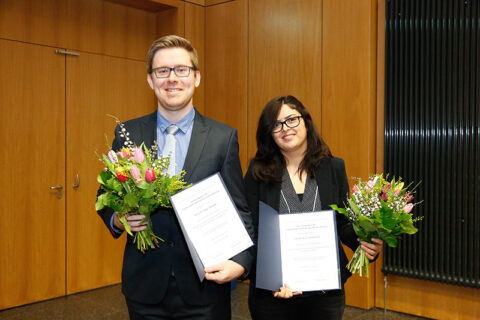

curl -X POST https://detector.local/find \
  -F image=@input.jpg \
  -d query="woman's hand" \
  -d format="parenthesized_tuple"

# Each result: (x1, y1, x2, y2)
(360, 238, 384, 260)
(272, 284, 302, 299)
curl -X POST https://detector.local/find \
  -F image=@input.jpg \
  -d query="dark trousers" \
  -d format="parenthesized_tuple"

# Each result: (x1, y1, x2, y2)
(248, 287, 345, 320)
(125, 276, 231, 320)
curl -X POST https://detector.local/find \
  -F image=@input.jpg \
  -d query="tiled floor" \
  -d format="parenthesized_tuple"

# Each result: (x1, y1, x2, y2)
(0, 282, 430, 320)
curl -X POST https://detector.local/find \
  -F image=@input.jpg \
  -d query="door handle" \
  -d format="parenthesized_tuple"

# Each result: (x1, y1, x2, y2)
(49, 184, 63, 199)
(73, 173, 80, 190)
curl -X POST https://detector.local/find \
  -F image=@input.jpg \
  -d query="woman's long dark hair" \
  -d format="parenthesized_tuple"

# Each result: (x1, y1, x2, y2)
(250, 95, 332, 184)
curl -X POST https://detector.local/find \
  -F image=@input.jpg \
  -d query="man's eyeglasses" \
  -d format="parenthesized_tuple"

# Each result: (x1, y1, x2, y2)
(152, 66, 195, 78)
(272, 116, 303, 133)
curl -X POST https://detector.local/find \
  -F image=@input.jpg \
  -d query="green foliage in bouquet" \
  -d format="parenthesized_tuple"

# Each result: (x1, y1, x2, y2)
(331, 174, 422, 277)
(95, 118, 189, 253)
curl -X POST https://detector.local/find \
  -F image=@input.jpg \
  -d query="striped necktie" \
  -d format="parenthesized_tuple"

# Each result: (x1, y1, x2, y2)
(161, 124, 179, 176)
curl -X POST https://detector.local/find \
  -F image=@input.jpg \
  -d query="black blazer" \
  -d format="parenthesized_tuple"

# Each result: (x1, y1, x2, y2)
(243, 156, 358, 287)
(97, 110, 254, 305)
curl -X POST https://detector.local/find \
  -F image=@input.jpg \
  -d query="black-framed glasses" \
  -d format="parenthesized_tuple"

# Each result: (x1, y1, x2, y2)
(152, 66, 195, 78)
(272, 116, 303, 133)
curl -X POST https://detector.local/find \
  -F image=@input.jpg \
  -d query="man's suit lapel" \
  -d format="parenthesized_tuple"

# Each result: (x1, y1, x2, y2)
(140, 111, 157, 153)
(315, 159, 334, 210)
(182, 111, 209, 182)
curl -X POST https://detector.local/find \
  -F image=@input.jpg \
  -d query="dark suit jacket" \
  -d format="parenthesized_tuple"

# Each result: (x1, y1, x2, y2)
(243, 156, 358, 288)
(97, 110, 254, 306)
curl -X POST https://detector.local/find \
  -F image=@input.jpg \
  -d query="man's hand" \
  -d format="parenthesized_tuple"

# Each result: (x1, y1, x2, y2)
(360, 237, 384, 260)
(272, 284, 302, 299)
(204, 260, 245, 284)
(113, 214, 147, 232)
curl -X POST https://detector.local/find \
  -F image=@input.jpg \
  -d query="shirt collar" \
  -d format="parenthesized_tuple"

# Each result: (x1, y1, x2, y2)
(157, 107, 195, 134)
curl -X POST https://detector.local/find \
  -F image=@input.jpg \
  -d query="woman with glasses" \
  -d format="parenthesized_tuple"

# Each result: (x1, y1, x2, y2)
(244, 95, 383, 320)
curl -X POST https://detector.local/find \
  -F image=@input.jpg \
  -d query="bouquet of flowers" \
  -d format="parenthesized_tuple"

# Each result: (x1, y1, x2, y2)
(95, 118, 189, 253)
(331, 174, 422, 277)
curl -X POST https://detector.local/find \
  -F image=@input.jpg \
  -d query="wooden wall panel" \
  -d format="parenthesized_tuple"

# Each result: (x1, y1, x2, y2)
(205, 0, 248, 170)
(0, 0, 158, 61)
(186, 0, 205, 6)
(0, 39, 66, 309)
(156, 4, 185, 38)
(247, 0, 323, 162)
(322, 0, 377, 309)
(185, 2, 205, 114)
(378, 275, 480, 319)
(66, 52, 155, 294)
(206, 0, 233, 5)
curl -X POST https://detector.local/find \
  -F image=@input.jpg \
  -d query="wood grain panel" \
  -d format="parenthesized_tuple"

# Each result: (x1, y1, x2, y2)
(205, 0, 248, 170)
(185, 2, 205, 114)
(186, 0, 205, 6)
(156, 4, 185, 37)
(322, 0, 377, 309)
(0, 0, 158, 61)
(0, 39, 66, 309)
(105, 0, 179, 11)
(379, 275, 480, 319)
(66, 52, 155, 294)
(247, 0, 323, 163)
(205, 0, 233, 6)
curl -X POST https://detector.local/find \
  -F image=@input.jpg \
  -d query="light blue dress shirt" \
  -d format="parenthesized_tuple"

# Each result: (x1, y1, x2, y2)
(156, 107, 195, 174)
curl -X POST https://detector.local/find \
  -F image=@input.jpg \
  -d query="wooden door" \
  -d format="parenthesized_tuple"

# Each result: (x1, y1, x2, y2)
(0, 39, 66, 309)
(65, 51, 156, 294)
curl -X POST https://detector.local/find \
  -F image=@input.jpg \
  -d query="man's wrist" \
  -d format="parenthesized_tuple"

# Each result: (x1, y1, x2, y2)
(110, 212, 123, 234)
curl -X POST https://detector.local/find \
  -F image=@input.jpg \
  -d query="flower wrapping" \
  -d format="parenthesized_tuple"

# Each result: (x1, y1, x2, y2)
(331, 174, 422, 277)
(95, 117, 189, 253)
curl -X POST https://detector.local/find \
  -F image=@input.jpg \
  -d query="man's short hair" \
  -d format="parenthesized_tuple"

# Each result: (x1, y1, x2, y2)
(147, 35, 199, 74)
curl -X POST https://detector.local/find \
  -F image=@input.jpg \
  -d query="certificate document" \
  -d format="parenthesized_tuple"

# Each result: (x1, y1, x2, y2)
(170, 173, 253, 281)
(256, 201, 341, 292)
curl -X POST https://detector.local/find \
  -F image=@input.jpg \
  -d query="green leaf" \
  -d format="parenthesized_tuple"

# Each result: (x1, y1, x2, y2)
(399, 220, 418, 234)
(383, 235, 398, 247)
(141, 143, 152, 167)
(352, 223, 367, 240)
(118, 214, 132, 236)
(112, 179, 123, 192)
(95, 197, 105, 210)
(97, 171, 110, 185)
(374, 205, 397, 232)
(124, 193, 139, 207)
(358, 215, 377, 233)
(348, 198, 360, 216)
(102, 154, 116, 174)
(329, 204, 348, 215)
(136, 181, 151, 190)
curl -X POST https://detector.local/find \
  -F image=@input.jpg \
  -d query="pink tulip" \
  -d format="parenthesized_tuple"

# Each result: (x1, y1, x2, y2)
(131, 165, 141, 180)
(403, 203, 413, 213)
(119, 148, 130, 159)
(134, 147, 145, 163)
(382, 184, 391, 193)
(107, 150, 118, 163)
(393, 189, 401, 196)
(352, 185, 358, 193)
(145, 168, 156, 183)
(379, 192, 388, 202)
(404, 193, 414, 202)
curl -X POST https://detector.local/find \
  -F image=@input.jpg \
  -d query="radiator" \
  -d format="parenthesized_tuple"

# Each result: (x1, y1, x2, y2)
(382, 0, 480, 287)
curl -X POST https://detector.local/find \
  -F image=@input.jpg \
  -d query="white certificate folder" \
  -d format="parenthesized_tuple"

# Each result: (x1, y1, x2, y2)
(169, 173, 253, 282)
(256, 201, 341, 292)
